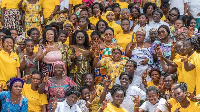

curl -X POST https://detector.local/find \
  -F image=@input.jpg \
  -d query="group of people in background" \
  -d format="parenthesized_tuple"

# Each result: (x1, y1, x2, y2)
(0, 0, 200, 112)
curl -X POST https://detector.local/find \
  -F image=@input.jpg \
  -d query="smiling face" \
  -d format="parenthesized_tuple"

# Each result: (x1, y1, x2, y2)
(11, 30, 18, 41)
(98, 21, 106, 33)
(174, 88, 186, 103)
(175, 42, 185, 56)
(158, 27, 169, 40)
(147, 90, 159, 105)
(80, 11, 89, 18)
(183, 41, 193, 55)
(112, 90, 125, 106)
(46, 30, 55, 42)
(85, 74, 94, 87)
(59, 33, 67, 44)
(120, 75, 130, 89)
(3, 38, 14, 51)
(112, 49, 122, 61)
(131, 8, 139, 18)
(122, 10, 130, 19)
(106, 12, 115, 22)
(12, 82, 23, 95)
(54, 64, 64, 76)
(190, 19, 196, 28)
(174, 20, 183, 30)
(104, 29, 113, 42)
(93, 4, 100, 15)
(139, 15, 148, 26)
(81, 88, 90, 101)
(125, 62, 136, 74)
(153, 11, 161, 22)
(113, 7, 120, 18)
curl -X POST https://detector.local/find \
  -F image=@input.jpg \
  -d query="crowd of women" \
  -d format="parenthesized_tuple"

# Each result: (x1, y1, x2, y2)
(0, 0, 200, 111)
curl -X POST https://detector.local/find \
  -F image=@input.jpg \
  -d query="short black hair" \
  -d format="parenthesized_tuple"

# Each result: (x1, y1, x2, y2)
(139, 13, 149, 24)
(32, 70, 42, 78)
(158, 25, 170, 35)
(24, 38, 34, 46)
(174, 82, 187, 92)
(59, 30, 68, 37)
(131, 6, 140, 14)
(128, 3, 136, 10)
(146, 86, 160, 96)
(121, 18, 130, 24)
(126, 60, 137, 68)
(149, 68, 161, 77)
(92, 2, 104, 14)
(160, 2, 170, 8)
(119, 72, 133, 83)
(91, 30, 101, 39)
(85, 73, 95, 79)
(42, 27, 58, 45)
(105, 5, 113, 12)
(49, 22, 60, 33)
(186, 16, 195, 28)
(169, 7, 180, 19)
(95, 20, 109, 32)
(153, 9, 163, 18)
(80, 86, 89, 93)
(0, 28, 11, 36)
(2, 35, 14, 43)
(143, 2, 157, 14)
(110, 84, 126, 97)
(27, 28, 40, 37)
(65, 86, 81, 97)
(79, 16, 91, 29)
(112, 3, 121, 11)
(163, 73, 178, 82)
(184, 37, 200, 53)
(105, 27, 114, 35)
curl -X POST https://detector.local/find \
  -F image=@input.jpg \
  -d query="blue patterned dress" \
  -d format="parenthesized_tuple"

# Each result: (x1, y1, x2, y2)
(0, 91, 28, 112)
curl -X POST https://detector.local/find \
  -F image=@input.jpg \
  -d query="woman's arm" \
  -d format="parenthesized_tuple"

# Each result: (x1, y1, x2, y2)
(93, 56, 101, 68)
(20, 59, 26, 72)
(49, 5, 60, 20)
(18, 0, 23, 8)
(183, 60, 195, 71)
(42, 104, 47, 112)
(38, 74, 49, 94)
(1, 8, 5, 26)
(69, 4, 72, 16)
(125, 42, 135, 58)
(99, 80, 110, 103)
(17, 68, 21, 78)
(36, 47, 48, 61)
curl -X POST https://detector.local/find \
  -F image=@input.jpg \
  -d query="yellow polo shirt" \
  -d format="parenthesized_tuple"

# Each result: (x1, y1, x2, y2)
(1, 0, 21, 9)
(103, 103, 128, 112)
(22, 83, 48, 112)
(171, 101, 200, 112)
(115, 32, 136, 50)
(0, 49, 20, 88)
(117, 1, 129, 9)
(40, 0, 60, 19)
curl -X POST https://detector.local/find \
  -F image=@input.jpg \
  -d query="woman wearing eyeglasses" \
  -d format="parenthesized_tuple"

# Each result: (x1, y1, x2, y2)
(149, 25, 173, 74)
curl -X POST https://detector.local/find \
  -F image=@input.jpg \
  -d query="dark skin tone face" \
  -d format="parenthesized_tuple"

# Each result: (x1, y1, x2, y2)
(147, 90, 159, 105)
(98, 21, 106, 33)
(113, 7, 120, 18)
(25, 41, 34, 53)
(150, 71, 160, 82)
(112, 49, 122, 61)
(69, 15, 78, 24)
(120, 75, 131, 89)
(63, 24, 72, 32)
(46, 30, 55, 42)
(174, 88, 187, 103)
(30, 30, 40, 42)
(76, 32, 85, 45)
(122, 10, 130, 19)
(93, 4, 100, 15)
(158, 27, 169, 40)
(10, 30, 18, 40)
(112, 90, 125, 107)
(79, 18, 88, 29)
(80, 11, 89, 18)
(3, 38, 14, 51)
(81, 88, 90, 101)
(175, 42, 185, 56)
(85, 74, 94, 87)
(174, 20, 183, 30)
(138, 15, 148, 26)
(31, 74, 42, 87)
(183, 41, 194, 55)
(125, 62, 136, 74)
(104, 29, 113, 42)
(131, 8, 139, 19)
(164, 76, 175, 90)
(169, 10, 179, 22)
(59, 33, 67, 44)
(106, 12, 115, 22)
(190, 19, 196, 28)
(66, 94, 79, 106)
(54, 64, 64, 76)
(11, 82, 23, 95)
(121, 20, 130, 32)
(136, 31, 145, 43)
(149, 31, 158, 42)
(147, 5, 154, 15)
(153, 11, 161, 23)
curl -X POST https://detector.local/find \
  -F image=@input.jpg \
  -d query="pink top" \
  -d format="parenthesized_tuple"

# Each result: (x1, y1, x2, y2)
(43, 50, 62, 64)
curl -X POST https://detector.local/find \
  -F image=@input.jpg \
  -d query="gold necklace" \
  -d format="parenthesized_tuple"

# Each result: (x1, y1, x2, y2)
(104, 42, 113, 48)
(136, 43, 144, 49)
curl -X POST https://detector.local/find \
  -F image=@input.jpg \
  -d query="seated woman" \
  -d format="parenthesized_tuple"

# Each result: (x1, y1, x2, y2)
(52, 86, 82, 112)
(0, 78, 28, 111)
(99, 84, 128, 112)
(22, 70, 48, 112)
(134, 86, 168, 112)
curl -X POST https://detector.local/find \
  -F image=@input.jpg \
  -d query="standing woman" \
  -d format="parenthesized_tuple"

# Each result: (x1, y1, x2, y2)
(19, 39, 38, 81)
(38, 61, 77, 112)
(143, 2, 157, 23)
(36, 27, 66, 77)
(1, 0, 23, 34)
(130, 7, 140, 30)
(27, 28, 40, 53)
(0, 35, 21, 88)
(0, 78, 28, 111)
(18, 0, 43, 38)
(78, 16, 93, 40)
(67, 30, 91, 89)
(126, 27, 151, 80)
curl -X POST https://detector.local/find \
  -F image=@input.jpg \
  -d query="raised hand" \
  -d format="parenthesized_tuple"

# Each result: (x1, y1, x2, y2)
(91, 90, 97, 100)
(0, 83, 5, 92)
(133, 95, 140, 108)
(22, 74, 32, 82)
(103, 77, 111, 88)
(95, 9, 101, 18)
(142, 69, 148, 80)
(165, 101, 172, 111)
(101, 98, 109, 110)
(45, 42, 52, 53)
(158, 80, 165, 93)
(187, 91, 195, 101)
(75, 49, 82, 57)
(174, 107, 181, 112)
(181, 56, 188, 63)
(52, 96, 58, 109)
(171, 41, 176, 52)
(43, 73, 50, 83)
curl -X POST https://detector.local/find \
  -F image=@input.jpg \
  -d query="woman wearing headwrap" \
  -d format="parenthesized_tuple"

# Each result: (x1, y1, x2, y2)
(38, 61, 76, 112)
(105, 11, 122, 36)
(126, 27, 152, 90)
(0, 78, 28, 111)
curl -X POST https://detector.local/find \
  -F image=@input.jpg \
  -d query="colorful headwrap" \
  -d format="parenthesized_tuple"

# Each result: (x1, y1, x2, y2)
(176, 29, 187, 37)
(63, 20, 74, 30)
(105, 11, 114, 17)
(10, 78, 24, 90)
(57, 13, 68, 23)
(120, 8, 130, 16)
(16, 35, 25, 44)
(111, 44, 123, 53)
(149, 28, 157, 33)
(53, 61, 66, 72)
(137, 27, 146, 34)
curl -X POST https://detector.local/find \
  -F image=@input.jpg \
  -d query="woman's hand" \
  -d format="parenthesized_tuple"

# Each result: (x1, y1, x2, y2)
(0, 83, 5, 92)
(171, 41, 176, 52)
(43, 73, 50, 83)
(133, 95, 140, 108)
(142, 69, 148, 87)
(165, 101, 172, 111)
(52, 96, 58, 109)
(45, 42, 52, 54)
(103, 77, 111, 88)
(158, 80, 165, 93)
(181, 56, 188, 63)
(100, 98, 109, 110)
(22, 74, 32, 82)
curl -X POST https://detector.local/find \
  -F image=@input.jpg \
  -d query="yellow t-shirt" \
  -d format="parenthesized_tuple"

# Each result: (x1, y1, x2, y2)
(89, 16, 100, 27)
(64, 36, 69, 46)
(171, 101, 200, 112)
(0, 50, 20, 88)
(116, 32, 135, 50)
(168, 98, 177, 106)
(174, 52, 197, 93)
(90, 85, 104, 112)
(147, 81, 159, 88)
(117, 1, 129, 9)
(87, 29, 94, 42)
(33, 44, 39, 53)
(40, 0, 60, 19)
(22, 83, 48, 112)
(190, 52, 200, 95)
(69, 0, 82, 6)
(173, 54, 184, 83)
(1, 0, 21, 9)
(103, 103, 128, 112)
(100, 57, 127, 89)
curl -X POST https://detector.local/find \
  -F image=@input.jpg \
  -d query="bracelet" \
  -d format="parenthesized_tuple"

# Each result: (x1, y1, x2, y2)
(87, 101, 91, 104)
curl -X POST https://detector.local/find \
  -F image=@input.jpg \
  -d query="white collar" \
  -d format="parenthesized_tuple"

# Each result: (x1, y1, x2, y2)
(63, 99, 76, 109)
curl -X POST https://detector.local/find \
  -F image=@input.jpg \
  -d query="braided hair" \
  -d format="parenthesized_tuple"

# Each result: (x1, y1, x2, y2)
(184, 37, 200, 53)
(110, 84, 126, 97)
(174, 82, 187, 92)
(65, 86, 81, 97)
